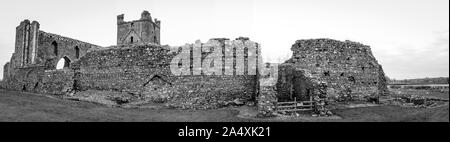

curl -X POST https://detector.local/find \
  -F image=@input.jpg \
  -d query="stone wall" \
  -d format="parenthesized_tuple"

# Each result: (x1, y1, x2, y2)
(2, 66, 45, 92)
(279, 39, 387, 101)
(1, 18, 261, 110)
(38, 31, 100, 67)
(117, 11, 161, 46)
(70, 38, 260, 109)
(41, 69, 75, 95)
(0, 65, 74, 95)
(1, 20, 100, 95)
(72, 45, 174, 93)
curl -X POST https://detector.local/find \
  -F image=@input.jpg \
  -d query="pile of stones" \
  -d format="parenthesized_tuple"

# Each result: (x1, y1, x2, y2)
(383, 95, 449, 108)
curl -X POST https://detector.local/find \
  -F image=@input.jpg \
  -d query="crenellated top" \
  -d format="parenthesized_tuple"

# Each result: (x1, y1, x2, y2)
(116, 10, 161, 46)
(117, 10, 160, 28)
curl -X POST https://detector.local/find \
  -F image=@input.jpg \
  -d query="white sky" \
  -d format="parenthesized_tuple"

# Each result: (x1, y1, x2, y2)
(0, 0, 448, 79)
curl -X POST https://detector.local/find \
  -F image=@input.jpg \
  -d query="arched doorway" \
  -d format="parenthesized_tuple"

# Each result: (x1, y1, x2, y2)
(56, 56, 71, 70)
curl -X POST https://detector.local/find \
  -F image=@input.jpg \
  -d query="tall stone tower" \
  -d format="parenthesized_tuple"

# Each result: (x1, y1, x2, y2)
(15, 20, 40, 67)
(117, 10, 161, 46)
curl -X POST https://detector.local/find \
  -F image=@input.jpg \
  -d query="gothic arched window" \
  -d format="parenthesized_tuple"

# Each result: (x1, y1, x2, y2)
(52, 41, 58, 56)
(75, 46, 80, 59)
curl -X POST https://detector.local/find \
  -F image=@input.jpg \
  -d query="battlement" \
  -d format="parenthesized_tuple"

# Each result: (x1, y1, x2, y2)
(117, 10, 161, 46)
(117, 10, 160, 27)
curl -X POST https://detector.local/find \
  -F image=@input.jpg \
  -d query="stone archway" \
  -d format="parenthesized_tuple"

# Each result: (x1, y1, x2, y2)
(56, 56, 71, 70)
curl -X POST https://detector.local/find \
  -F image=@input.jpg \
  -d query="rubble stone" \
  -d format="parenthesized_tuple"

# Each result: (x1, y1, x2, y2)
(1, 12, 390, 117)
(278, 39, 388, 102)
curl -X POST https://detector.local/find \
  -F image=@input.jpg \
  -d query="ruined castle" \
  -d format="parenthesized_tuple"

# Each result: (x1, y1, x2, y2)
(1, 10, 387, 114)
(117, 11, 161, 45)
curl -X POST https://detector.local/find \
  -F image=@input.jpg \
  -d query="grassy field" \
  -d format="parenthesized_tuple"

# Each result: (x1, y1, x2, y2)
(0, 89, 448, 122)
(389, 88, 449, 100)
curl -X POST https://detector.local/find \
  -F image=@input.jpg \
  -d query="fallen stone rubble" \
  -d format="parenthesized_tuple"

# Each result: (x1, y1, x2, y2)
(312, 96, 333, 117)
(382, 95, 449, 108)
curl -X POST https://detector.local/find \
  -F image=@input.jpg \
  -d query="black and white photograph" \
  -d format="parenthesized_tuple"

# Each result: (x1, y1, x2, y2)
(0, 0, 448, 140)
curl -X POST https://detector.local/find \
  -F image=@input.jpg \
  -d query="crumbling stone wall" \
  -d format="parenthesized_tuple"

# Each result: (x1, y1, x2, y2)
(70, 38, 260, 109)
(72, 45, 173, 93)
(165, 38, 261, 108)
(2, 20, 100, 94)
(1, 19, 260, 110)
(3, 66, 45, 92)
(279, 39, 387, 102)
(3, 62, 10, 81)
(38, 31, 100, 67)
(41, 69, 75, 95)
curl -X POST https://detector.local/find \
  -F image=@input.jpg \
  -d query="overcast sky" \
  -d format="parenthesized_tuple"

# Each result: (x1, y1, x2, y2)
(0, 0, 448, 80)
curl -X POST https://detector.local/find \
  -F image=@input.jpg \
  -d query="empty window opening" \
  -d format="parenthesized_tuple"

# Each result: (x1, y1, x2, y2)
(52, 41, 58, 56)
(56, 56, 71, 70)
(130, 36, 134, 43)
(75, 46, 80, 59)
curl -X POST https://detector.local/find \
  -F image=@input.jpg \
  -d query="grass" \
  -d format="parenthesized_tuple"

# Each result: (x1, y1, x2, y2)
(389, 88, 449, 100)
(0, 89, 448, 122)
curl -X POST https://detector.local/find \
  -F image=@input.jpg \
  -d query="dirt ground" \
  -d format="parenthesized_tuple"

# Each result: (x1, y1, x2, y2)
(0, 89, 448, 122)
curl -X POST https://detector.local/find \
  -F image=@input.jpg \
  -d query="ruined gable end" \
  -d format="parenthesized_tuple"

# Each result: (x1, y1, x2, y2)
(278, 39, 387, 102)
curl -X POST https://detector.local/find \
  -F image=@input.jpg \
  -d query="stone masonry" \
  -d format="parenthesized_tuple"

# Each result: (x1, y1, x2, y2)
(277, 39, 388, 102)
(1, 11, 388, 115)
(2, 19, 100, 93)
(117, 11, 161, 46)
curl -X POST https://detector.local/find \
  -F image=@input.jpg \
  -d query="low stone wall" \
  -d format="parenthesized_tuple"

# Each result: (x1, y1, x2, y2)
(1, 66, 45, 92)
(41, 69, 74, 95)
(1, 66, 74, 95)
(168, 75, 256, 109)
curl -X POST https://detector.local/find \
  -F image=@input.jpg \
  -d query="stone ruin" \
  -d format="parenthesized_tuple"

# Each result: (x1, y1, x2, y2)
(1, 11, 388, 116)
(117, 10, 161, 46)
(277, 39, 387, 101)
(257, 39, 388, 116)
(277, 39, 388, 102)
